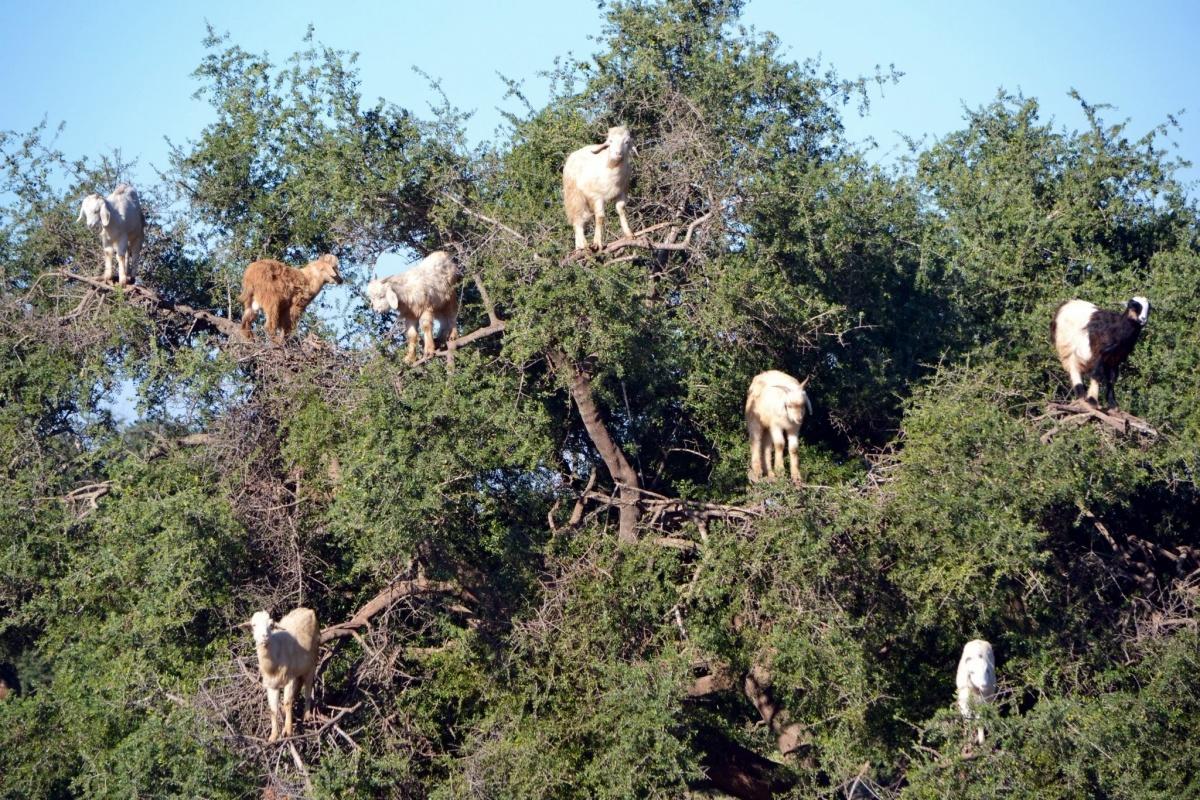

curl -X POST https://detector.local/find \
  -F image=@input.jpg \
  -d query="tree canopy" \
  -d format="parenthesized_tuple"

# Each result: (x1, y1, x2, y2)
(2, 2, 1198, 798)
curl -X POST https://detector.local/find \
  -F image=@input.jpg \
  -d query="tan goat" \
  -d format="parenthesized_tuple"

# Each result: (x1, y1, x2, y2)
(745, 370, 812, 484)
(239, 254, 343, 342)
(562, 125, 635, 250)
(248, 607, 319, 742)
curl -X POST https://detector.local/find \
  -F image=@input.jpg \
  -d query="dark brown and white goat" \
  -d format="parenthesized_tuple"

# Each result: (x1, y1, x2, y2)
(1051, 296, 1149, 409)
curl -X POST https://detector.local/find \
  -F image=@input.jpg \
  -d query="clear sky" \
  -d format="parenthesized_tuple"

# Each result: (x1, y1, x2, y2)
(5, 0, 1197, 193)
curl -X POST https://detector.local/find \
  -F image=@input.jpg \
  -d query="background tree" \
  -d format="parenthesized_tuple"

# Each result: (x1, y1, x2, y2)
(1, 1, 1197, 798)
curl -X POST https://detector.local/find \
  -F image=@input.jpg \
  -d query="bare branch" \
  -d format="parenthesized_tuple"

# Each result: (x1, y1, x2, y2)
(320, 576, 476, 643)
(50, 270, 244, 340)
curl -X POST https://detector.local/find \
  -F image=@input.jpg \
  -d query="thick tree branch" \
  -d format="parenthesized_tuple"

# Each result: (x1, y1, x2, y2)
(743, 663, 810, 758)
(549, 351, 642, 543)
(411, 320, 506, 367)
(692, 725, 797, 800)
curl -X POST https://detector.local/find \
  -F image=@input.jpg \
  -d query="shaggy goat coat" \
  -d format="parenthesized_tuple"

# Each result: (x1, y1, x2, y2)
(956, 639, 996, 745)
(562, 125, 635, 250)
(76, 183, 145, 285)
(250, 607, 319, 742)
(745, 370, 812, 484)
(366, 250, 461, 363)
(1051, 296, 1149, 409)
(239, 254, 342, 342)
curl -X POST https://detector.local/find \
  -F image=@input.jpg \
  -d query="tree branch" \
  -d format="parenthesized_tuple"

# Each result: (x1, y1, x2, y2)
(442, 192, 528, 244)
(51, 270, 244, 340)
(320, 576, 476, 643)
(549, 352, 642, 543)
(1041, 401, 1158, 443)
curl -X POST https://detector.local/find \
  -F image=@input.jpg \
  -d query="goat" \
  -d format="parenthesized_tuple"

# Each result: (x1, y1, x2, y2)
(956, 639, 997, 746)
(562, 125, 635, 251)
(77, 184, 145, 285)
(239, 254, 343, 343)
(365, 250, 461, 363)
(745, 370, 812, 484)
(1051, 296, 1149, 409)
(248, 608, 319, 742)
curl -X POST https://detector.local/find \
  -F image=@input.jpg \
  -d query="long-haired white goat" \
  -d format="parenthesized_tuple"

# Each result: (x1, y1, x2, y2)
(366, 250, 461, 363)
(562, 125, 635, 251)
(745, 370, 813, 484)
(248, 607, 320, 742)
(77, 184, 145, 285)
(956, 639, 997, 746)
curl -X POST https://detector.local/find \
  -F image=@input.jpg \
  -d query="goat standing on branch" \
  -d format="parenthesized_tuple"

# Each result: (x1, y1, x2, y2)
(1051, 296, 1149, 410)
(247, 608, 320, 742)
(745, 370, 812, 484)
(563, 125, 635, 251)
(239, 254, 343, 343)
(366, 250, 461, 363)
(956, 639, 997, 746)
(77, 184, 145, 286)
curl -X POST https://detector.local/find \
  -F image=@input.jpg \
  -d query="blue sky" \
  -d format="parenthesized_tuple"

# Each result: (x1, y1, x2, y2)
(5, 0, 1197, 193)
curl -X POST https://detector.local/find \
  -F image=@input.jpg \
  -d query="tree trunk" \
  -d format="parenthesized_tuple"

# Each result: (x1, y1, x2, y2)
(550, 351, 641, 543)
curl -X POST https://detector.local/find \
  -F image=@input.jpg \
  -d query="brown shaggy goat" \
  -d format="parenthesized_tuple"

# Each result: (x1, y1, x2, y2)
(239, 254, 343, 342)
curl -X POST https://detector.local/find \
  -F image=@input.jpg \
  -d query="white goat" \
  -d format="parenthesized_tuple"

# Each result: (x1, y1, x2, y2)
(745, 370, 813, 484)
(366, 250, 461, 363)
(249, 608, 319, 742)
(562, 125, 635, 251)
(956, 639, 997, 746)
(77, 184, 145, 285)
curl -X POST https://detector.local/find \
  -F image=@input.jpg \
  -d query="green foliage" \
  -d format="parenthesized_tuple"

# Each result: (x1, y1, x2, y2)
(2, 1, 1198, 798)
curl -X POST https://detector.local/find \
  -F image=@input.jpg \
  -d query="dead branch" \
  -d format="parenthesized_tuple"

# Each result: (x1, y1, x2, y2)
(1041, 401, 1159, 444)
(56, 433, 214, 518)
(287, 741, 314, 796)
(442, 192, 528, 245)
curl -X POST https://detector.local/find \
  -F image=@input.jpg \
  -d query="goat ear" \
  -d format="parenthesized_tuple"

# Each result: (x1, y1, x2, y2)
(386, 286, 399, 310)
(99, 201, 111, 228)
(590, 143, 610, 154)
(76, 203, 86, 223)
